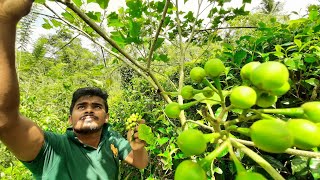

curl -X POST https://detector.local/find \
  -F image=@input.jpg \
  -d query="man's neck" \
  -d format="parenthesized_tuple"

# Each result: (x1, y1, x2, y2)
(74, 130, 103, 148)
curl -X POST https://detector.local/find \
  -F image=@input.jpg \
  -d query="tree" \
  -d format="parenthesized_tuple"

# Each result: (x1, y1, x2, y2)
(256, 0, 284, 15)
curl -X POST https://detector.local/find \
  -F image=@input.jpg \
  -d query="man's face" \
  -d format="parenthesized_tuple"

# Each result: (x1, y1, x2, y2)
(68, 95, 108, 134)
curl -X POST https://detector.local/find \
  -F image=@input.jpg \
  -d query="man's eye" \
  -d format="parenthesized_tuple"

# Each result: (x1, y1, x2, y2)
(95, 106, 102, 109)
(77, 106, 85, 109)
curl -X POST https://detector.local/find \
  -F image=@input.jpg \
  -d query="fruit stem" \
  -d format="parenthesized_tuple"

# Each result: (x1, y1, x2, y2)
(227, 126, 251, 137)
(199, 140, 229, 168)
(180, 99, 205, 110)
(230, 138, 285, 180)
(214, 77, 225, 108)
(257, 107, 304, 117)
(184, 120, 214, 132)
(203, 78, 219, 94)
(226, 139, 246, 173)
(203, 133, 221, 143)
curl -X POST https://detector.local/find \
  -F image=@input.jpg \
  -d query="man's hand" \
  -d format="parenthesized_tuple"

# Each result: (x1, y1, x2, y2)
(0, 0, 33, 24)
(127, 120, 146, 151)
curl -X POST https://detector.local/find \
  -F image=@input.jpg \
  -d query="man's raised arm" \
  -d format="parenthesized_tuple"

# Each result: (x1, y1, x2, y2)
(0, 0, 44, 162)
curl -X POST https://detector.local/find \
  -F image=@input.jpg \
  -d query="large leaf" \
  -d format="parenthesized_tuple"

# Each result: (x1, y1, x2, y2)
(126, 0, 143, 18)
(107, 12, 124, 28)
(129, 19, 141, 38)
(138, 124, 156, 145)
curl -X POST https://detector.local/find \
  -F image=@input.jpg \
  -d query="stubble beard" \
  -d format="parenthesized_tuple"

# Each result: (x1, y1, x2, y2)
(73, 115, 104, 134)
(73, 124, 103, 134)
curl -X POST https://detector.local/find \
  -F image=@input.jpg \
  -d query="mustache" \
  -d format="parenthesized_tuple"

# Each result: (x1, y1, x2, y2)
(80, 114, 99, 120)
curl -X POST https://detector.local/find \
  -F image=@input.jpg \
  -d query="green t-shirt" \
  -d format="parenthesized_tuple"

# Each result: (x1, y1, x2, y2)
(21, 124, 132, 180)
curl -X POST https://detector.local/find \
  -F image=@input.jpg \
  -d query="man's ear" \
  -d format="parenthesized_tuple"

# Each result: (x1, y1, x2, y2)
(68, 115, 72, 125)
(105, 113, 109, 123)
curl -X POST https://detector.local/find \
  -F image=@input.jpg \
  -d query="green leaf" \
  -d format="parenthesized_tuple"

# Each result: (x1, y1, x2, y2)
(242, 0, 251, 3)
(73, 0, 82, 7)
(310, 158, 320, 179)
(50, 19, 62, 27)
(154, 37, 165, 51)
(294, 39, 302, 48)
(62, 12, 75, 23)
(234, 50, 247, 65)
(129, 19, 141, 38)
(157, 137, 169, 146)
(153, 53, 169, 62)
(305, 78, 319, 86)
(86, 12, 101, 22)
(309, 9, 318, 21)
(126, 0, 143, 18)
(110, 31, 126, 47)
(107, 12, 124, 27)
(291, 156, 308, 175)
(42, 19, 53, 29)
(275, 45, 283, 52)
(96, 0, 109, 9)
(193, 90, 229, 106)
(35, 0, 45, 4)
(138, 124, 156, 145)
(261, 155, 284, 170)
(304, 54, 317, 63)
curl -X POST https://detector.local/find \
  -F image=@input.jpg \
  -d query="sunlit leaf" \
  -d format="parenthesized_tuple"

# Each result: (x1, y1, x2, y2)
(35, 0, 45, 4)
(138, 124, 156, 145)
(96, 0, 109, 9)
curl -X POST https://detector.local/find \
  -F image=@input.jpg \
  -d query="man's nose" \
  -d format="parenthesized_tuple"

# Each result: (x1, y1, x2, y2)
(85, 106, 94, 113)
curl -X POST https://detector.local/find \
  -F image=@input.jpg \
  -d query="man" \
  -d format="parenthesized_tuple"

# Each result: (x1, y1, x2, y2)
(0, 0, 148, 179)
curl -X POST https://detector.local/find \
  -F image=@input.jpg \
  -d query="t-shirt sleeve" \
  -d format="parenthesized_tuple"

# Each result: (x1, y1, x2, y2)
(109, 130, 132, 160)
(20, 131, 64, 177)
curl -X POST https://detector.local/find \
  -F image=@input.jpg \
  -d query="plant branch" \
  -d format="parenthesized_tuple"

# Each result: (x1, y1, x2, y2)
(147, 0, 170, 69)
(196, 26, 258, 32)
(230, 139, 285, 180)
(184, 120, 214, 131)
(232, 138, 320, 158)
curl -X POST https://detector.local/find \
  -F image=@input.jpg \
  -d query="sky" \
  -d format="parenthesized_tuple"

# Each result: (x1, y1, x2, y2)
(28, 0, 319, 49)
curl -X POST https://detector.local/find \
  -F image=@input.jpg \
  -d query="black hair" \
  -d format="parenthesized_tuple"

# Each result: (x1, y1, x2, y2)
(69, 87, 108, 114)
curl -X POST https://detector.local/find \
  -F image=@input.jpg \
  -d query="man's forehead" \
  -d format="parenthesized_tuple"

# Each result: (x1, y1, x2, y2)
(75, 95, 105, 104)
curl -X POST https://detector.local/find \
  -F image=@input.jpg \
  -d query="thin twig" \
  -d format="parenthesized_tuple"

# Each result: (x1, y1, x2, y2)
(147, 0, 170, 69)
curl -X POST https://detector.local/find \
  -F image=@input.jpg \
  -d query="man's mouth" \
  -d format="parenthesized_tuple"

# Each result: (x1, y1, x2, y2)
(80, 115, 98, 121)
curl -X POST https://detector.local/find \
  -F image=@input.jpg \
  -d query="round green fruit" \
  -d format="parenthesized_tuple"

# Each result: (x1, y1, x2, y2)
(250, 61, 289, 91)
(250, 119, 293, 153)
(202, 87, 214, 98)
(240, 61, 261, 81)
(270, 81, 290, 96)
(204, 58, 225, 78)
(287, 119, 320, 149)
(174, 160, 207, 180)
(181, 85, 194, 100)
(301, 101, 320, 123)
(230, 86, 257, 109)
(235, 172, 267, 180)
(177, 129, 207, 156)
(256, 93, 278, 108)
(164, 102, 181, 118)
(190, 67, 206, 83)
